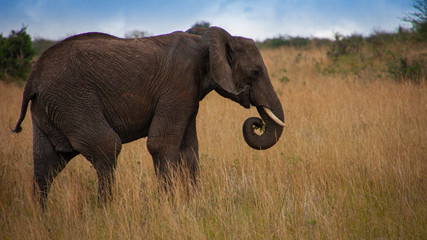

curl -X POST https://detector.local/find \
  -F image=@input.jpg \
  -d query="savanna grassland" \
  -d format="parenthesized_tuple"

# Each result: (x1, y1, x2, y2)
(0, 45, 426, 239)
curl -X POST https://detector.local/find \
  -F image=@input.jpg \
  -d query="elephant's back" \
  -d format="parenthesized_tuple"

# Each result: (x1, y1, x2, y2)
(63, 32, 120, 42)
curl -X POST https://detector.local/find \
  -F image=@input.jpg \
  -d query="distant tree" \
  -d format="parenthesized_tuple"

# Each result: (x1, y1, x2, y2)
(192, 21, 210, 28)
(32, 38, 57, 56)
(404, 0, 427, 40)
(257, 36, 290, 48)
(327, 33, 363, 61)
(256, 35, 312, 49)
(0, 26, 35, 81)
(125, 30, 149, 39)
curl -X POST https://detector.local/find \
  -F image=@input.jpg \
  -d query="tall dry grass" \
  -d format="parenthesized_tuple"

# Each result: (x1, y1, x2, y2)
(0, 46, 426, 239)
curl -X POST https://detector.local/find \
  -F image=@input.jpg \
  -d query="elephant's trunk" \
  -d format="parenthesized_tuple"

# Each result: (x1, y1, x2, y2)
(242, 95, 284, 150)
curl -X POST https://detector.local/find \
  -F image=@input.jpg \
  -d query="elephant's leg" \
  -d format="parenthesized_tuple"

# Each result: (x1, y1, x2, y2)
(94, 159, 117, 204)
(180, 116, 199, 186)
(66, 119, 122, 203)
(147, 110, 192, 187)
(32, 124, 77, 209)
(147, 134, 182, 186)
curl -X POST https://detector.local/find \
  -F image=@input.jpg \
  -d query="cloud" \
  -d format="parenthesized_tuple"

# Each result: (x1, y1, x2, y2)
(198, 1, 280, 40)
(97, 12, 127, 37)
(19, 0, 48, 23)
(1, 0, 413, 40)
(194, 0, 410, 40)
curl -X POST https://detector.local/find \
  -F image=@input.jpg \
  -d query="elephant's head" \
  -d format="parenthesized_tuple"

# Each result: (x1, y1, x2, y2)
(187, 27, 285, 150)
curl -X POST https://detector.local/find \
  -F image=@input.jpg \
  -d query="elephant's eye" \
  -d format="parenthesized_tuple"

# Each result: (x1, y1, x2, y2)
(251, 68, 261, 77)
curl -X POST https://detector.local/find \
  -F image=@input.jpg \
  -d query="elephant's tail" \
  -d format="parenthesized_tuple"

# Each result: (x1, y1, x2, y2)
(11, 81, 35, 133)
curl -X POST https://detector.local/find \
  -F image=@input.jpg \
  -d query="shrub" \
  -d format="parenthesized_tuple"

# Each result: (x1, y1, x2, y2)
(257, 36, 312, 49)
(385, 51, 426, 83)
(0, 26, 35, 82)
(327, 33, 364, 61)
(324, 29, 425, 84)
(192, 21, 211, 29)
(404, 0, 427, 41)
(124, 30, 150, 39)
(32, 38, 57, 57)
(278, 67, 290, 84)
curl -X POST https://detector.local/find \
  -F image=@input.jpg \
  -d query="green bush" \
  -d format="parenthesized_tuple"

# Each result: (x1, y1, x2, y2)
(385, 51, 426, 84)
(192, 21, 210, 29)
(327, 33, 364, 61)
(32, 38, 57, 57)
(0, 26, 35, 82)
(404, 0, 427, 41)
(324, 29, 426, 84)
(257, 36, 314, 49)
(124, 30, 150, 39)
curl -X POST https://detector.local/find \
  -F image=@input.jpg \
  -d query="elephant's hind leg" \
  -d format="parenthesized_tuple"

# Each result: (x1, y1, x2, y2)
(32, 124, 76, 209)
(66, 120, 122, 204)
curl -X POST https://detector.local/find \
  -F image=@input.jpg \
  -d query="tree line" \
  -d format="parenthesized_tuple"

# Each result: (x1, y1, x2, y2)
(1, 0, 425, 83)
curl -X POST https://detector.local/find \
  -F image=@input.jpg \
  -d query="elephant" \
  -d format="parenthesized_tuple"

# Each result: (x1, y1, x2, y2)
(12, 27, 285, 208)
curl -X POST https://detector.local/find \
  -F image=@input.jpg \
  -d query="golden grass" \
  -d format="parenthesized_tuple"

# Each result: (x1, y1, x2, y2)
(1, 47, 426, 239)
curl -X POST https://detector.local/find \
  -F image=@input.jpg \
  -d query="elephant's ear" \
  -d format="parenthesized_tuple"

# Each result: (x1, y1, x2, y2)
(203, 27, 239, 95)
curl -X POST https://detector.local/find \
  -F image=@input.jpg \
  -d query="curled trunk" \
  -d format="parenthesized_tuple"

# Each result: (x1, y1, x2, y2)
(242, 98, 284, 150)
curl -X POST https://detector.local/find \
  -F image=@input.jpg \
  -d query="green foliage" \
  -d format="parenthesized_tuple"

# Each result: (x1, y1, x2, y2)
(278, 67, 290, 84)
(257, 36, 330, 49)
(32, 38, 57, 57)
(323, 33, 372, 78)
(257, 36, 289, 48)
(327, 33, 364, 61)
(192, 21, 210, 28)
(124, 30, 150, 39)
(311, 38, 332, 48)
(257, 35, 315, 49)
(404, 0, 427, 41)
(0, 26, 35, 82)
(324, 30, 426, 84)
(385, 51, 426, 84)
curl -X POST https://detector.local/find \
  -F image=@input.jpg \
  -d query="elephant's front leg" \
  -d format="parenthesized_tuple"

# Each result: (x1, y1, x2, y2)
(146, 107, 194, 187)
(147, 134, 181, 185)
(180, 115, 199, 186)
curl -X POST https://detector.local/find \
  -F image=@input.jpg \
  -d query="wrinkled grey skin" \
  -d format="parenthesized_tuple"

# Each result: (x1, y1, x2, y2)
(12, 27, 284, 208)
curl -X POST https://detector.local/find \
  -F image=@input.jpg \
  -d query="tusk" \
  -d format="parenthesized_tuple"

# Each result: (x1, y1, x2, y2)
(263, 107, 286, 127)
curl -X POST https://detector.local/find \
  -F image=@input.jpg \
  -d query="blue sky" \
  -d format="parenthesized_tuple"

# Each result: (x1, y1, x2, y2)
(0, 0, 413, 40)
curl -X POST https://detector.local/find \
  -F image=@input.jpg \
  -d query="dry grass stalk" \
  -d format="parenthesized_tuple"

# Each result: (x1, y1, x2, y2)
(0, 46, 425, 239)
